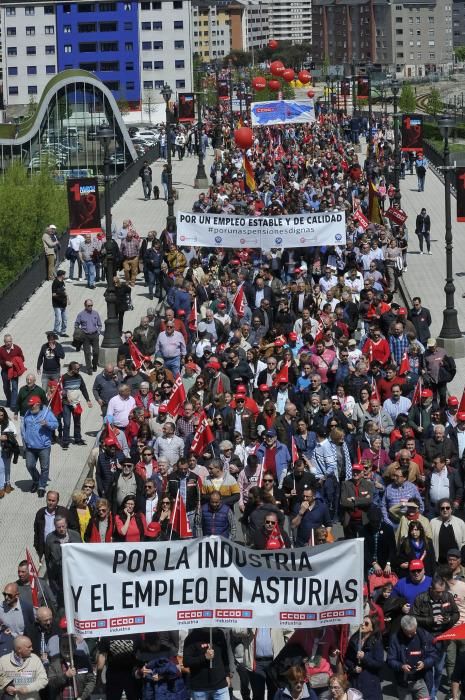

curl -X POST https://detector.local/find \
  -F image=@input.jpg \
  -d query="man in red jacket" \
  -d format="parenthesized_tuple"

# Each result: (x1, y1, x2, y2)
(0, 334, 25, 409)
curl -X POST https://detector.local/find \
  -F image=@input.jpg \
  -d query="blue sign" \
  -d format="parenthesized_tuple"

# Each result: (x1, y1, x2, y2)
(251, 100, 315, 126)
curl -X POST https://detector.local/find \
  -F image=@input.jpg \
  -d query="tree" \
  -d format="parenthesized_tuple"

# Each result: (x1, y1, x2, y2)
(116, 98, 130, 116)
(224, 50, 253, 68)
(26, 95, 38, 121)
(455, 46, 465, 62)
(425, 88, 443, 117)
(399, 84, 416, 113)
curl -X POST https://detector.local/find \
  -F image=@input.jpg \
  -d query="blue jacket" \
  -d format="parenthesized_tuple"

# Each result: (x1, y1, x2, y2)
(256, 441, 291, 484)
(142, 656, 189, 700)
(387, 627, 437, 691)
(201, 502, 231, 537)
(22, 408, 58, 450)
(392, 575, 432, 608)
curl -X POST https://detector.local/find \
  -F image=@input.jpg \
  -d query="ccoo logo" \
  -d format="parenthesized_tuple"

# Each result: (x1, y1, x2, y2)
(215, 236, 222, 244)
(335, 233, 342, 241)
(275, 237, 283, 245)
(240, 238, 246, 244)
(180, 235, 185, 241)
(300, 237, 306, 243)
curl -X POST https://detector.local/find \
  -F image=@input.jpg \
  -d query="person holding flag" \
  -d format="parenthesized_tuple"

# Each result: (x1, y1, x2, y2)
(17, 556, 56, 612)
(167, 456, 201, 531)
(251, 511, 290, 550)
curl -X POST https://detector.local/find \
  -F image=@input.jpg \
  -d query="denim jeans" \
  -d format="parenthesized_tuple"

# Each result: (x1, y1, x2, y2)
(0, 452, 12, 488)
(1, 370, 18, 410)
(191, 687, 229, 700)
(25, 447, 50, 489)
(53, 307, 67, 334)
(82, 260, 96, 287)
(142, 181, 152, 199)
(68, 257, 83, 280)
(431, 644, 446, 700)
(162, 182, 169, 199)
(41, 372, 60, 391)
(146, 269, 162, 298)
(164, 356, 181, 377)
(62, 402, 82, 446)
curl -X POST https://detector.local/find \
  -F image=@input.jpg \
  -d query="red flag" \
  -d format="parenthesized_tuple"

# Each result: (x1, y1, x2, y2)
(435, 622, 465, 642)
(459, 389, 465, 413)
(191, 412, 215, 456)
(26, 548, 40, 608)
(128, 337, 151, 371)
(166, 374, 187, 417)
(188, 299, 198, 332)
(49, 380, 63, 417)
(265, 523, 285, 550)
(291, 436, 299, 464)
(103, 421, 122, 451)
(412, 379, 422, 406)
(233, 284, 246, 317)
(356, 443, 362, 463)
(398, 351, 410, 376)
(338, 625, 350, 661)
(273, 362, 289, 388)
(171, 492, 192, 538)
(370, 378, 380, 402)
(216, 375, 224, 395)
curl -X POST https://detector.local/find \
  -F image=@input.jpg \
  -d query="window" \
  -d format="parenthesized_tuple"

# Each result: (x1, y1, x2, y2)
(25, 6, 35, 15)
(175, 59, 185, 68)
(126, 81, 134, 89)
(141, 1, 150, 8)
(44, 6, 55, 14)
(396, 41, 403, 46)
(142, 41, 151, 49)
(152, 1, 161, 8)
(173, 20, 183, 29)
(46, 65, 56, 74)
(141, 21, 151, 30)
(78, 3, 96, 11)
(80, 62, 97, 70)
(64, 25, 72, 32)
(64, 45, 72, 53)
(153, 21, 162, 29)
(125, 61, 134, 70)
(395, 17, 402, 23)
(26, 46, 36, 55)
(99, 2, 116, 9)
(396, 29, 403, 35)
(45, 45, 55, 54)
(26, 27, 35, 37)
(8, 67, 18, 76)
(174, 40, 184, 49)
(99, 21, 117, 31)
(100, 42, 118, 51)
(45, 26, 54, 34)
(103, 80, 119, 90)
(153, 61, 163, 69)
(124, 21, 132, 30)
(79, 23, 96, 32)
(124, 2, 132, 9)
(28, 86, 38, 94)
(125, 41, 133, 50)
(428, 40, 435, 46)
(27, 66, 37, 75)
(153, 41, 163, 49)
(8, 86, 18, 95)
(5, 7, 16, 16)
(173, 0, 183, 7)
(143, 80, 153, 89)
(154, 80, 164, 89)
(176, 79, 185, 89)
(63, 4, 71, 12)
(7, 47, 17, 56)
(143, 61, 152, 69)
(80, 42, 97, 52)
(7, 28, 16, 36)
(100, 61, 119, 71)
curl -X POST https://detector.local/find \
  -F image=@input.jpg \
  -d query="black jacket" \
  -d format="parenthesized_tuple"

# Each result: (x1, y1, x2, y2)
(33, 505, 79, 559)
(183, 629, 229, 691)
(415, 213, 431, 234)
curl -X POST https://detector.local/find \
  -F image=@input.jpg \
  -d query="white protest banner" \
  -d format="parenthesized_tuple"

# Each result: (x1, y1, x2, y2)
(176, 211, 346, 249)
(62, 537, 363, 637)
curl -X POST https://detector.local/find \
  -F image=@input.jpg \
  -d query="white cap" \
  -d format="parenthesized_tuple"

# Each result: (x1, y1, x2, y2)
(48, 224, 57, 229)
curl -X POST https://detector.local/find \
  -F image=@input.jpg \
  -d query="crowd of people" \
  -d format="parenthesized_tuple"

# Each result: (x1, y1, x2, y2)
(0, 111, 463, 700)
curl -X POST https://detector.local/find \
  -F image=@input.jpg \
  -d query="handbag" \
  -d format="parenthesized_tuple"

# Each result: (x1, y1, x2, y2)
(395, 255, 403, 272)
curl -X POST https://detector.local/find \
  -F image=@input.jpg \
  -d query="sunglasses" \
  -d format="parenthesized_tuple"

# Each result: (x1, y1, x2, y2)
(441, 506, 451, 511)
(161, 500, 170, 505)
(263, 479, 274, 483)
(143, 452, 153, 456)
(265, 520, 277, 525)
(2, 593, 14, 598)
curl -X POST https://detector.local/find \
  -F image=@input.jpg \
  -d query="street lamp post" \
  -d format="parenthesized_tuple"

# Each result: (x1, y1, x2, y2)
(391, 79, 401, 200)
(437, 116, 465, 356)
(161, 83, 176, 233)
(194, 90, 209, 189)
(97, 126, 120, 365)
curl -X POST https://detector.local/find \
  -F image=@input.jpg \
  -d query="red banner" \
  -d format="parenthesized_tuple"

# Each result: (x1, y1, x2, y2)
(401, 114, 423, 152)
(353, 208, 369, 230)
(178, 93, 195, 123)
(356, 76, 369, 100)
(67, 177, 102, 235)
(385, 207, 408, 225)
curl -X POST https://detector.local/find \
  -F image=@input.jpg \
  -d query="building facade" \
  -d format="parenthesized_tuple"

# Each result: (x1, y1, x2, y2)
(192, 0, 231, 62)
(453, 0, 465, 49)
(0, 0, 193, 108)
(264, 0, 311, 46)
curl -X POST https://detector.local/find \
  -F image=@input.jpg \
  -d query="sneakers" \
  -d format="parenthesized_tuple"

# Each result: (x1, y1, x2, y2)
(427, 251, 433, 255)
(419, 252, 424, 255)
(66, 278, 72, 282)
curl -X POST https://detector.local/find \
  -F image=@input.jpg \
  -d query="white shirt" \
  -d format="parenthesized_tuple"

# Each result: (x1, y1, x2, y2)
(145, 495, 158, 523)
(107, 395, 136, 427)
(430, 467, 451, 504)
(69, 234, 84, 252)
(44, 510, 56, 540)
(457, 429, 465, 459)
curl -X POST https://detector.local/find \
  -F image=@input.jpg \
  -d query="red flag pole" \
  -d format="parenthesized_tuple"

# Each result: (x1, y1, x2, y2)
(170, 491, 179, 542)
(26, 548, 48, 607)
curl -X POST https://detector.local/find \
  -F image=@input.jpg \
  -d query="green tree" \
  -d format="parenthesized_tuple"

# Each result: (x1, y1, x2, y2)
(116, 98, 130, 116)
(425, 88, 443, 117)
(0, 162, 68, 289)
(454, 46, 465, 62)
(399, 84, 416, 113)
(26, 95, 38, 120)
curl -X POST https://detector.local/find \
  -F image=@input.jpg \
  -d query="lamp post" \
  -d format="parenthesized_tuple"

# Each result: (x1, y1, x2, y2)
(194, 90, 209, 189)
(391, 79, 401, 199)
(97, 126, 120, 364)
(437, 116, 465, 356)
(161, 83, 176, 233)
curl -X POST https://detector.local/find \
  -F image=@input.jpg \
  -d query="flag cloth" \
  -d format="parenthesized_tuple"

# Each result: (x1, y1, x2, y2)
(188, 299, 198, 332)
(368, 181, 383, 225)
(216, 375, 224, 395)
(26, 548, 40, 608)
(102, 421, 122, 451)
(370, 377, 380, 402)
(435, 622, 465, 642)
(49, 380, 63, 417)
(128, 338, 150, 371)
(166, 375, 187, 417)
(233, 284, 246, 318)
(243, 154, 256, 192)
(398, 351, 410, 376)
(291, 436, 299, 464)
(459, 389, 465, 413)
(273, 362, 289, 388)
(191, 412, 215, 456)
(170, 492, 192, 538)
(356, 443, 362, 463)
(412, 378, 422, 406)
(265, 523, 285, 550)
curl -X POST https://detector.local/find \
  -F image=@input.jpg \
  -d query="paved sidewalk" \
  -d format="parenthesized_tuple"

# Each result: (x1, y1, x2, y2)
(0, 149, 211, 590)
(397, 161, 465, 395)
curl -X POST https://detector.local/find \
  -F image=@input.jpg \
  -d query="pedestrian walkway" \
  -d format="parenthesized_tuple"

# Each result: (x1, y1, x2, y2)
(396, 158, 465, 395)
(0, 148, 211, 590)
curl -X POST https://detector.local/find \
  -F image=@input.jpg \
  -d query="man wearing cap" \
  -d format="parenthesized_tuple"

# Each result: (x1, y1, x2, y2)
(425, 337, 456, 408)
(14, 373, 46, 422)
(132, 316, 156, 357)
(109, 458, 145, 513)
(340, 464, 375, 539)
(256, 429, 291, 484)
(21, 395, 58, 496)
(51, 269, 68, 336)
(445, 396, 459, 429)
(205, 359, 231, 396)
(408, 387, 436, 441)
(36, 332, 65, 391)
(392, 560, 432, 607)
(430, 497, 465, 564)
(42, 224, 60, 280)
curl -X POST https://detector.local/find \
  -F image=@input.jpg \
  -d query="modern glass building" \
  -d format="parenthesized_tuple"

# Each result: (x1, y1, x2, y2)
(0, 69, 137, 177)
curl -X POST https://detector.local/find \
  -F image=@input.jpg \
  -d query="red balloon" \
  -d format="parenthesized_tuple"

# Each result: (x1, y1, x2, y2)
(270, 60, 285, 77)
(234, 126, 254, 150)
(307, 90, 315, 98)
(252, 76, 267, 91)
(298, 70, 311, 85)
(268, 39, 278, 50)
(282, 68, 295, 83)
(268, 79, 281, 91)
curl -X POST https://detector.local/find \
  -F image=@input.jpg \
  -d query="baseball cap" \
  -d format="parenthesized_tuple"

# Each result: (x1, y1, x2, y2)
(218, 302, 226, 309)
(158, 405, 168, 414)
(448, 396, 459, 407)
(447, 548, 461, 559)
(154, 356, 164, 365)
(264, 429, 277, 437)
(177, 309, 186, 317)
(397, 307, 407, 316)
(185, 361, 198, 370)
(421, 389, 433, 399)
(457, 411, 465, 422)
(49, 224, 57, 230)
(275, 339, 285, 347)
(352, 464, 364, 472)
(28, 396, 42, 406)
(278, 377, 288, 384)
(234, 393, 246, 400)
(207, 360, 221, 370)
(46, 331, 59, 339)
(231, 259, 240, 266)
(259, 384, 270, 392)
(236, 384, 247, 394)
(348, 339, 357, 347)
(427, 337, 437, 347)
(103, 437, 118, 447)
(289, 332, 298, 341)
(409, 560, 424, 571)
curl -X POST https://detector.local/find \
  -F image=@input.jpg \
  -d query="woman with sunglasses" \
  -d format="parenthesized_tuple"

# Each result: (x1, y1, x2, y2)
(84, 498, 114, 543)
(114, 495, 147, 542)
(344, 616, 383, 700)
(396, 520, 436, 577)
(152, 494, 179, 540)
(212, 415, 234, 443)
